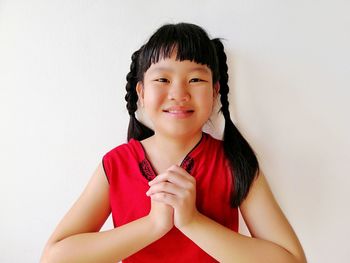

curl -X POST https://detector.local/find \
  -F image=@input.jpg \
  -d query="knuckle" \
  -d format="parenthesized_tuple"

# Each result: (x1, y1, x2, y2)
(178, 199, 185, 207)
(183, 180, 195, 190)
(167, 170, 176, 177)
(162, 181, 170, 189)
(182, 189, 191, 198)
(185, 181, 193, 189)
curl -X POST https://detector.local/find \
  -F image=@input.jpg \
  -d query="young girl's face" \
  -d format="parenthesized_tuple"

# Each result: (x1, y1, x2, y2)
(137, 51, 219, 138)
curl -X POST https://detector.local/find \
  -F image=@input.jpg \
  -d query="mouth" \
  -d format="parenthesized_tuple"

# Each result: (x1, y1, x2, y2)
(163, 107, 194, 118)
(163, 109, 194, 113)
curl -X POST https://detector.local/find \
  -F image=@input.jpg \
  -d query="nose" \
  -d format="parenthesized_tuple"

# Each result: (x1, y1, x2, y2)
(167, 81, 190, 102)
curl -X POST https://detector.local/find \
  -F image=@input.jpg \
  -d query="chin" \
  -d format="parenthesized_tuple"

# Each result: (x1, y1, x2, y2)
(159, 126, 202, 138)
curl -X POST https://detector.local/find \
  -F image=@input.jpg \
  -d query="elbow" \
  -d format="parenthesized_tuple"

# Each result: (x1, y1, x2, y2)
(296, 255, 307, 263)
(40, 250, 50, 263)
(40, 249, 53, 263)
(295, 246, 307, 263)
(40, 245, 50, 263)
(293, 256, 307, 263)
(279, 244, 307, 263)
(40, 255, 50, 263)
(290, 250, 307, 263)
(40, 243, 61, 263)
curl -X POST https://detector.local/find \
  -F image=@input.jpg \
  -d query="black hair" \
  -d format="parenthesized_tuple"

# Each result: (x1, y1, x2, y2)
(124, 22, 259, 207)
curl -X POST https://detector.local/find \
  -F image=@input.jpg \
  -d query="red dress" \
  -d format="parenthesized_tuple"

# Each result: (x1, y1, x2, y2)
(102, 132, 238, 262)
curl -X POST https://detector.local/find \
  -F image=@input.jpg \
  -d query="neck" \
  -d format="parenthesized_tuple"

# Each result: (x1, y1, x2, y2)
(152, 131, 203, 165)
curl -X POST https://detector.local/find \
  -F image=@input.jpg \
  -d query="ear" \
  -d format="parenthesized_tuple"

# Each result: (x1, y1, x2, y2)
(213, 81, 220, 98)
(136, 81, 144, 106)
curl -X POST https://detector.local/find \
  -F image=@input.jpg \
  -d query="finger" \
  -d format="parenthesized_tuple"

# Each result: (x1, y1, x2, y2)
(168, 165, 193, 179)
(167, 165, 196, 186)
(150, 192, 177, 208)
(149, 170, 194, 189)
(148, 170, 181, 185)
(149, 165, 190, 185)
(146, 181, 185, 196)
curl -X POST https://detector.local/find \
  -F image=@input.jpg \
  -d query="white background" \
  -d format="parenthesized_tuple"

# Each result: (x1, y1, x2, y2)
(1, 1, 349, 262)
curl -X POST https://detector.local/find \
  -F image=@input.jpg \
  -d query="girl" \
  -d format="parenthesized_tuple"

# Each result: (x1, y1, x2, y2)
(41, 23, 306, 263)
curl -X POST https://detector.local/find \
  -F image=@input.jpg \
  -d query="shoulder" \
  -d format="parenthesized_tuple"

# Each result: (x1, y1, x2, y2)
(202, 132, 225, 154)
(102, 139, 142, 178)
(203, 132, 222, 145)
(103, 139, 139, 161)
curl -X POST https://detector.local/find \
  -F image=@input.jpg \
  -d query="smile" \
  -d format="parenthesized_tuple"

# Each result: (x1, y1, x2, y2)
(163, 108, 194, 118)
(164, 110, 194, 113)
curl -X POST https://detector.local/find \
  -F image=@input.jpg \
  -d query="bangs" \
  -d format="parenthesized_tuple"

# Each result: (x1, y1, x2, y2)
(138, 23, 219, 81)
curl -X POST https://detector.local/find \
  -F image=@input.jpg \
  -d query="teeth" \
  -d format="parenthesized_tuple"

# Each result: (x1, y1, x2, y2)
(167, 110, 191, 113)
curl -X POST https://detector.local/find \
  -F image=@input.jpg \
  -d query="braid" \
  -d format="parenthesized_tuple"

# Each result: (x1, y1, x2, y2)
(125, 50, 139, 117)
(212, 38, 259, 207)
(125, 47, 154, 141)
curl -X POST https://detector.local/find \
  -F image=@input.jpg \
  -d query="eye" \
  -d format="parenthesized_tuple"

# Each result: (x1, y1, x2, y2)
(155, 78, 170, 83)
(189, 78, 204, 83)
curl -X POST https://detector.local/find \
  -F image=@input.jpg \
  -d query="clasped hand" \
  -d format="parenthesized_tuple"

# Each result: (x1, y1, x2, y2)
(146, 165, 199, 231)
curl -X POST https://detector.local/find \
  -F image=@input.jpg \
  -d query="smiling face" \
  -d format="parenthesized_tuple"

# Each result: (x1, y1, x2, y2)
(137, 52, 219, 139)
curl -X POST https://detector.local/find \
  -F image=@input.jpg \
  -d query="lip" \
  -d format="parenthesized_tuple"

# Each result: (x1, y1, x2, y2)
(163, 106, 194, 118)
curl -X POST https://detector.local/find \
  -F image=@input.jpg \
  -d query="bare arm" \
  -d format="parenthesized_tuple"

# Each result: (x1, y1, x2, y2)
(148, 166, 307, 263)
(181, 172, 306, 262)
(40, 163, 173, 263)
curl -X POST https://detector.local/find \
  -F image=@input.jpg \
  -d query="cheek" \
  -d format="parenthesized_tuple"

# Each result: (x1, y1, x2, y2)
(202, 91, 215, 109)
(206, 100, 215, 116)
(143, 88, 166, 108)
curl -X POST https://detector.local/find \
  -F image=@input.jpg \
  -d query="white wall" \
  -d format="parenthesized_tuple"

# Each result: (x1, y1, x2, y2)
(1, 1, 349, 262)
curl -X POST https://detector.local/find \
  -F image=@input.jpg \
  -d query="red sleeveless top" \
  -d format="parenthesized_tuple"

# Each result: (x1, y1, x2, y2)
(102, 133, 238, 262)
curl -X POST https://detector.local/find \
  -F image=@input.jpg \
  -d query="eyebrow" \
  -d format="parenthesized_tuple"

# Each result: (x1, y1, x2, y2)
(149, 66, 211, 74)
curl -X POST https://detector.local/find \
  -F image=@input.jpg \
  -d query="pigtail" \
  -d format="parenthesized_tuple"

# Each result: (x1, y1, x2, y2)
(211, 38, 260, 208)
(125, 47, 154, 141)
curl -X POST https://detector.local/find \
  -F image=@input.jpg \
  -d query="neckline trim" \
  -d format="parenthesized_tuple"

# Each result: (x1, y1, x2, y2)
(134, 133, 207, 181)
